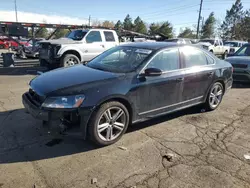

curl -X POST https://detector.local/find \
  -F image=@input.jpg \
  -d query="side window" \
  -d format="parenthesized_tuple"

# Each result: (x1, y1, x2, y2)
(146, 48, 179, 72)
(86, 31, 102, 43)
(182, 47, 207, 68)
(104, 31, 115, 42)
(206, 54, 215, 64)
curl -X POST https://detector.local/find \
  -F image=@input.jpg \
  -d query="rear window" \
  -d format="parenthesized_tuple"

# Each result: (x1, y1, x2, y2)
(104, 31, 115, 42)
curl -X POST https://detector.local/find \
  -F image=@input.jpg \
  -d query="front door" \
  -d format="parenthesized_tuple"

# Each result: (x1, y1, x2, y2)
(82, 30, 106, 61)
(135, 48, 184, 117)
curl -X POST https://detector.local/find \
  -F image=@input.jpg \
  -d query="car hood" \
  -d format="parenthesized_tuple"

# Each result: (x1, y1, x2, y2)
(30, 65, 120, 96)
(225, 56, 250, 64)
(39, 38, 81, 45)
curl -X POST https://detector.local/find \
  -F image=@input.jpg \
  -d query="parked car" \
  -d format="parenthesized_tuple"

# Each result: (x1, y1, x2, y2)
(225, 43, 250, 82)
(22, 42, 233, 146)
(165, 38, 192, 44)
(39, 29, 119, 68)
(224, 40, 247, 55)
(198, 38, 230, 59)
(0, 39, 8, 49)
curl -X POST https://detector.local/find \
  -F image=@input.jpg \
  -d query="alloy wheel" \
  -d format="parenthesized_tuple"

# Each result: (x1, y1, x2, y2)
(209, 84, 223, 108)
(97, 107, 126, 141)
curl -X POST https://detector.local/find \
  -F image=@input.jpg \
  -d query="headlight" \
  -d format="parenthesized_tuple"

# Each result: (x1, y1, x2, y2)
(42, 95, 85, 108)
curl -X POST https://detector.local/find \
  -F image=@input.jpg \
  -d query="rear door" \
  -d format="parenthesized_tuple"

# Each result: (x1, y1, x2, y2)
(82, 30, 106, 61)
(103, 31, 118, 50)
(180, 46, 215, 103)
(136, 48, 185, 116)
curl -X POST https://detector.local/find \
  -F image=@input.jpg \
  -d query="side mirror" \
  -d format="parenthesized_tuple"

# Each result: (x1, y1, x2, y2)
(144, 68, 162, 77)
(214, 43, 218, 47)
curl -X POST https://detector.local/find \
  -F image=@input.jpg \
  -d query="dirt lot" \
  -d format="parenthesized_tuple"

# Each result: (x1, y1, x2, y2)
(0, 72, 250, 188)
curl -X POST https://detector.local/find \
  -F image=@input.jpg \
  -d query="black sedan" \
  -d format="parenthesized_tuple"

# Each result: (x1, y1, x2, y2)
(22, 42, 233, 146)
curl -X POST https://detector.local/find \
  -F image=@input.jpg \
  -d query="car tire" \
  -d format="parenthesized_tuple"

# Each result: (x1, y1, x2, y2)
(61, 54, 80, 67)
(0, 44, 4, 49)
(204, 82, 224, 111)
(223, 51, 228, 59)
(88, 101, 130, 146)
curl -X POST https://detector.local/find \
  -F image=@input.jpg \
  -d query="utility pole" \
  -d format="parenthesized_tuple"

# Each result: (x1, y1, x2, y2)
(88, 15, 91, 27)
(196, 0, 203, 39)
(14, 0, 18, 22)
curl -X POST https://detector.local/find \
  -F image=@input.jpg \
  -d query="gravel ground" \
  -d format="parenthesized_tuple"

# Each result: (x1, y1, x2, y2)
(0, 72, 250, 188)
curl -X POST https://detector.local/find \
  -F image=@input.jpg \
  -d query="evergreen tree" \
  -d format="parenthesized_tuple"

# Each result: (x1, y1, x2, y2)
(201, 12, 216, 39)
(158, 22, 173, 38)
(178, 27, 196, 38)
(148, 23, 160, 35)
(221, 0, 244, 39)
(114, 20, 123, 30)
(123, 14, 133, 30)
(134, 16, 147, 34)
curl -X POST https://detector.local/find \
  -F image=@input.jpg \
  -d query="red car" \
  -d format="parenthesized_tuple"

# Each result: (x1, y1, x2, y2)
(0, 38, 31, 50)
(0, 39, 8, 49)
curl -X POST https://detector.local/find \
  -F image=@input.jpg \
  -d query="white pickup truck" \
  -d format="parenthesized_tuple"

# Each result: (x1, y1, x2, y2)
(39, 29, 119, 68)
(198, 38, 230, 59)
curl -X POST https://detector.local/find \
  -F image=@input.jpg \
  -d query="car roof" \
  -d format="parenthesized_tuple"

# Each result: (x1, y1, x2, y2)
(120, 42, 186, 50)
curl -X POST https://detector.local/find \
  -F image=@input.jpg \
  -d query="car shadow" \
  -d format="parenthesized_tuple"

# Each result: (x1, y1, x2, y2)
(0, 105, 204, 164)
(0, 66, 48, 75)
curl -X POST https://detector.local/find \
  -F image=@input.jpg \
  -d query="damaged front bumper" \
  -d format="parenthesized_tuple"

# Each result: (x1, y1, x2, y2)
(22, 92, 94, 139)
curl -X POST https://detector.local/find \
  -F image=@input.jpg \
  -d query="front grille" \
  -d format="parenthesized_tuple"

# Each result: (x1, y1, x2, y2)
(232, 64, 248, 69)
(28, 89, 45, 106)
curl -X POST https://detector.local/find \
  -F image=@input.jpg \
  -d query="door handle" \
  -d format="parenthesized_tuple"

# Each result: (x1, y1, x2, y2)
(100, 44, 105, 48)
(175, 77, 184, 82)
(207, 72, 214, 77)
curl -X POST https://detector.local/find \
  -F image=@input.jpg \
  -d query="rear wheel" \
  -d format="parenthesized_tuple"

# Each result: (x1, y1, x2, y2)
(88, 101, 129, 146)
(61, 54, 80, 67)
(204, 82, 224, 111)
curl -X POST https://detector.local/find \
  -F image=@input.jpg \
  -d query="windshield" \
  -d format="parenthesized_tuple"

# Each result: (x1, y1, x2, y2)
(224, 42, 238, 47)
(87, 46, 153, 73)
(234, 45, 250, 56)
(66, 30, 87, 41)
(199, 39, 214, 44)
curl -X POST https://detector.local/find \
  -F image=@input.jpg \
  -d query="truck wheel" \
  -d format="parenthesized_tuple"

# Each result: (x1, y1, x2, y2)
(61, 54, 80, 67)
(223, 51, 228, 59)
(88, 101, 130, 146)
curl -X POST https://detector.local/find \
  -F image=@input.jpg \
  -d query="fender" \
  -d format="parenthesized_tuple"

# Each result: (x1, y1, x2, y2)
(57, 45, 85, 61)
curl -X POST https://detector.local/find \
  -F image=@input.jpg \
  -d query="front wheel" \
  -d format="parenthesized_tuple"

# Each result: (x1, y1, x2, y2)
(88, 101, 130, 146)
(204, 82, 224, 111)
(223, 51, 228, 59)
(61, 54, 80, 67)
